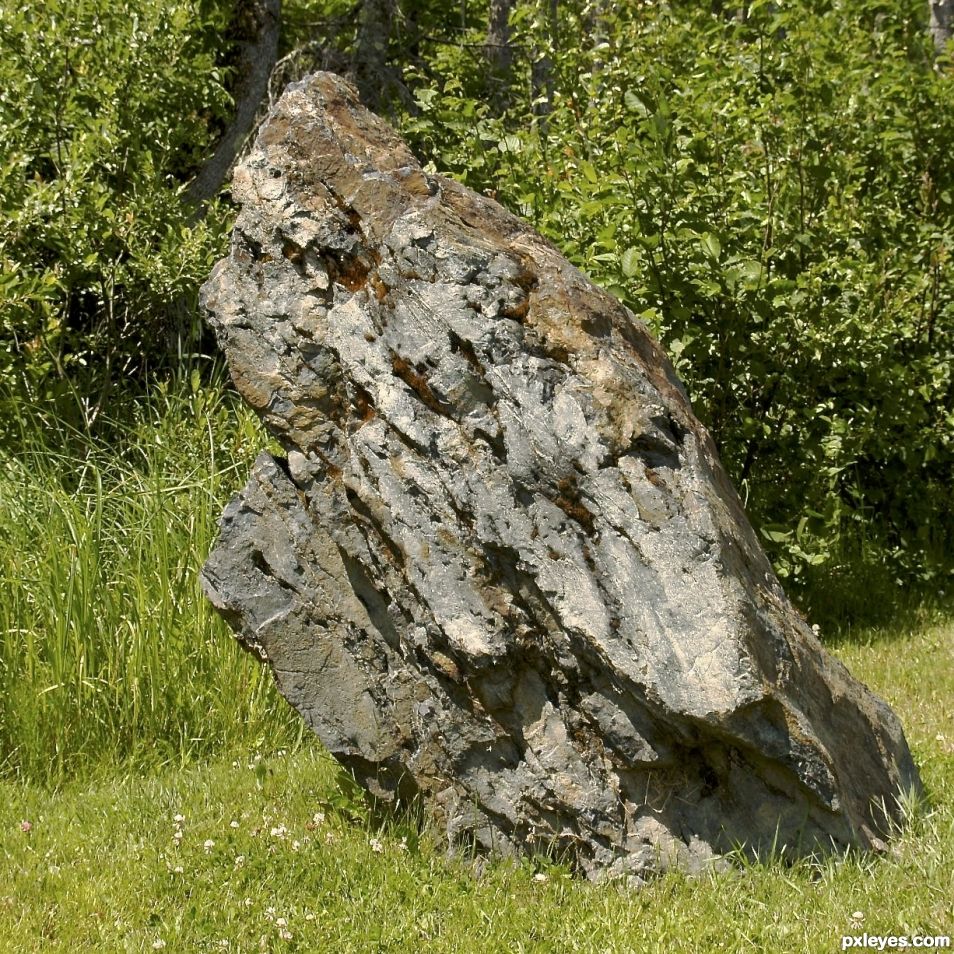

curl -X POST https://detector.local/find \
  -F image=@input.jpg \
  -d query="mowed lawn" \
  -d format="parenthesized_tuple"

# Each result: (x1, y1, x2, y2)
(1, 614, 951, 953)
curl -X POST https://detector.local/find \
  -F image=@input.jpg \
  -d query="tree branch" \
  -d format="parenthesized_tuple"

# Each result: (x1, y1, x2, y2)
(187, 0, 282, 207)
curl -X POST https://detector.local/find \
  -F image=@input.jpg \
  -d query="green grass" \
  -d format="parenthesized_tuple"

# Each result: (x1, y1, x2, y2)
(0, 378, 951, 951)
(0, 374, 301, 784)
(0, 615, 951, 952)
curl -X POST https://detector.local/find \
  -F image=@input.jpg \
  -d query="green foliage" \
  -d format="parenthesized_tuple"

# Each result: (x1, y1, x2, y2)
(0, 373, 300, 784)
(0, 0, 232, 395)
(399, 0, 954, 581)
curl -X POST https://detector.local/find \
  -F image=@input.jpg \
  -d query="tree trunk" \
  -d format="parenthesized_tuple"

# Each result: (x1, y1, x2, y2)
(187, 0, 282, 205)
(585, 0, 609, 104)
(531, 0, 558, 125)
(930, 0, 953, 56)
(350, 0, 398, 110)
(485, 0, 515, 107)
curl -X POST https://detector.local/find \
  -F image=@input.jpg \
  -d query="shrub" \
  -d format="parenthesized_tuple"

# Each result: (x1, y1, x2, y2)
(0, 0, 232, 400)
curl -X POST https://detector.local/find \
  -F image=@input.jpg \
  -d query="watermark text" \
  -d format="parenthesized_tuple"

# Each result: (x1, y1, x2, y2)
(841, 936, 951, 951)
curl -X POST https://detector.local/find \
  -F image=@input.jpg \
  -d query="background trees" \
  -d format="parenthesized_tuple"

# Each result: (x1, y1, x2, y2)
(1, 0, 951, 590)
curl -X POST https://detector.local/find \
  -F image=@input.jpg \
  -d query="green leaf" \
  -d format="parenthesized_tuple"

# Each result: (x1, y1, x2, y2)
(620, 247, 642, 277)
(760, 527, 793, 543)
(624, 90, 649, 116)
(700, 233, 722, 261)
(735, 260, 763, 285)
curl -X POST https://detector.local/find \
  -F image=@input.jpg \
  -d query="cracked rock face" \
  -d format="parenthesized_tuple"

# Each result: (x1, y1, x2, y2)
(200, 72, 921, 881)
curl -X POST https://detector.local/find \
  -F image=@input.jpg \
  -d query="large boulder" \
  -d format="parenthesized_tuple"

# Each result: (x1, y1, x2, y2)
(200, 72, 922, 881)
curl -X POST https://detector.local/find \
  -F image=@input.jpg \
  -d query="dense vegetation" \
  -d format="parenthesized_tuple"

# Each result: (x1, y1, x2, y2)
(0, 375, 303, 783)
(0, 0, 233, 395)
(2, 0, 951, 585)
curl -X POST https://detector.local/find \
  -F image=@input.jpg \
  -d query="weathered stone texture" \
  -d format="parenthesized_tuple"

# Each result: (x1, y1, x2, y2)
(200, 72, 921, 881)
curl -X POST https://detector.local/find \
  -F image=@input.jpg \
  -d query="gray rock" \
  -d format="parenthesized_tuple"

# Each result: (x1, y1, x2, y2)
(200, 72, 922, 881)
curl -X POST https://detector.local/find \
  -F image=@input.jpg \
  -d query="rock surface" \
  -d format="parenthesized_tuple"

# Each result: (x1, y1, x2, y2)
(200, 72, 922, 881)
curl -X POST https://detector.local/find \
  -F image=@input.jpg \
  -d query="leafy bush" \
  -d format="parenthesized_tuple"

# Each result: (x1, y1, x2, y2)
(400, 0, 954, 581)
(0, 0, 232, 400)
(1, 0, 950, 584)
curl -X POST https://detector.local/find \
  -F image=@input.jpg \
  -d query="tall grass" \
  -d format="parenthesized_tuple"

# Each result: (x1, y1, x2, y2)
(0, 372, 302, 785)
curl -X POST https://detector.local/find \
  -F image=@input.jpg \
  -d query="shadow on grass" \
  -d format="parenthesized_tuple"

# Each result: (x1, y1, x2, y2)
(789, 553, 954, 647)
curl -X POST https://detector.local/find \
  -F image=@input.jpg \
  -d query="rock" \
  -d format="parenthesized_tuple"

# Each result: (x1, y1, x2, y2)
(200, 72, 922, 881)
